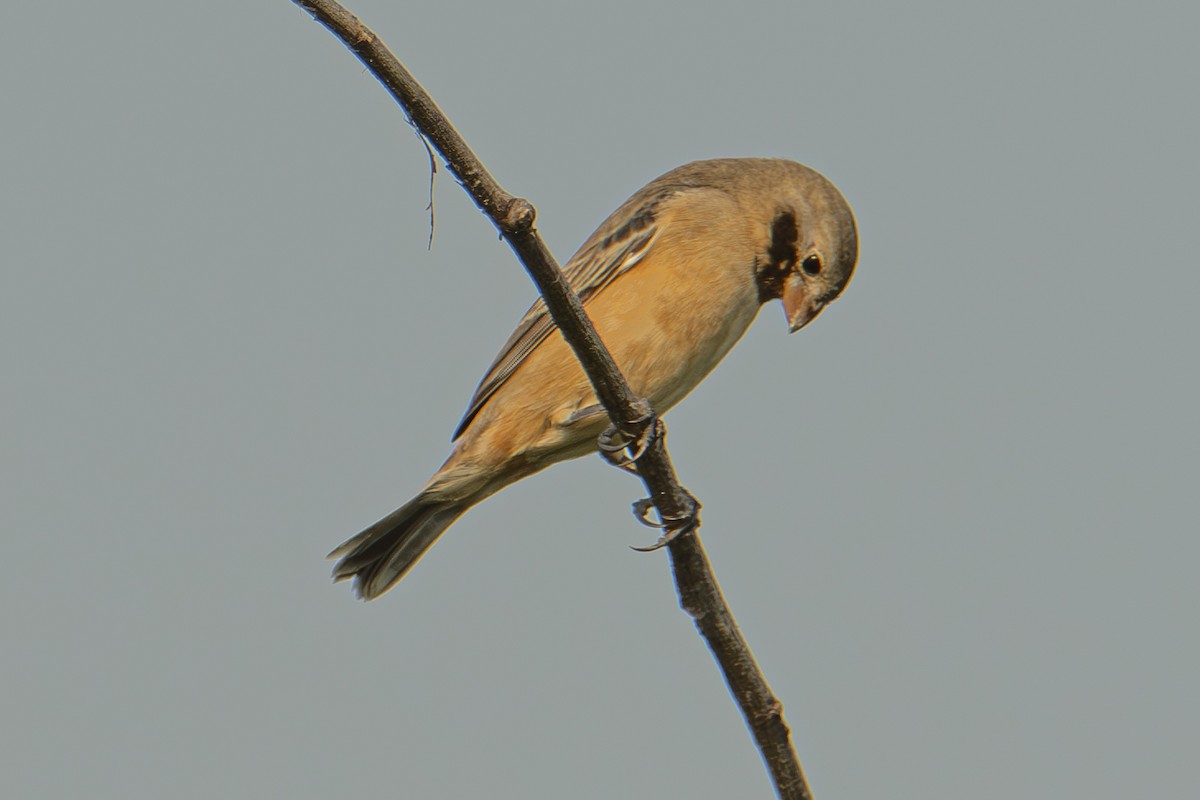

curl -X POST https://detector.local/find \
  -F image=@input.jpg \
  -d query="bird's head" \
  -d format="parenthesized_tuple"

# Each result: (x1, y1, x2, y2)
(752, 162, 858, 332)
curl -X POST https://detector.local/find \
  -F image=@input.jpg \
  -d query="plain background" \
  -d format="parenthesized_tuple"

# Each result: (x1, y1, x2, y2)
(3, 2, 1196, 797)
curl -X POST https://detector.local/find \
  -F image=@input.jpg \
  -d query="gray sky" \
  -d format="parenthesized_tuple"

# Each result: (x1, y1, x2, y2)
(3, 1, 1197, 798)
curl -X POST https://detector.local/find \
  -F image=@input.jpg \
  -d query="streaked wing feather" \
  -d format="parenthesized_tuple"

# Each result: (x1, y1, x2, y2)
(451, 217, 662, 439)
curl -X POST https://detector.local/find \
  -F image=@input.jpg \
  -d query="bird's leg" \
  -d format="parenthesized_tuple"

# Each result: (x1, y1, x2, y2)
(630, 488, 702, 551)
(597, 399, 661, 474)
(594, 399, 698, 549)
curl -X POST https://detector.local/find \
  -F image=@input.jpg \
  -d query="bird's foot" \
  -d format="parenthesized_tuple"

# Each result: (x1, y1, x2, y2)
(598, 400, 661, 475)
(629, 489, 701, 551)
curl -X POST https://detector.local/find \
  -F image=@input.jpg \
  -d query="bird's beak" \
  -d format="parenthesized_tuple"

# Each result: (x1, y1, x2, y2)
(782, 274, 826, 333)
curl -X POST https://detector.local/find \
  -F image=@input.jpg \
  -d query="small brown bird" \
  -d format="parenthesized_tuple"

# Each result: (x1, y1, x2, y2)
(330, 158, 858, 599)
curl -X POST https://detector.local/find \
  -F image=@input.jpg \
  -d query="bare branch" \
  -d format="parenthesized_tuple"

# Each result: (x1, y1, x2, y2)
(292, 2, 812, 797)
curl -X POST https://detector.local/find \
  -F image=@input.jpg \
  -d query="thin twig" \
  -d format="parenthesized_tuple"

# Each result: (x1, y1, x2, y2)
(291, 2, 812, 797)
(417, 130, 437, 250)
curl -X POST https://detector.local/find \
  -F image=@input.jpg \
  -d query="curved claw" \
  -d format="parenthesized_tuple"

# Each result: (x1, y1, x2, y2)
(599, 443, 640, 476)
(629, 527, 687, 552)
(598, 412, 664, 473)
(628, 494, 701, 551)
(631, 497, 664, 528)
(598, 426, 638, 469)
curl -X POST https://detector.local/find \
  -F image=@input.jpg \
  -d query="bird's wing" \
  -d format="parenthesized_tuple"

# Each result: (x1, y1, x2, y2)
(452, 194, 672, 440)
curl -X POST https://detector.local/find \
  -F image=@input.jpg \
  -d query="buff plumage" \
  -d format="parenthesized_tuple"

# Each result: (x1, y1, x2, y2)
(330, 158, 858, 599)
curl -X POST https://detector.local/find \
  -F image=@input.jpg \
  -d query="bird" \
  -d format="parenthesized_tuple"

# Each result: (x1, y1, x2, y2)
(329, 158, 858, 599)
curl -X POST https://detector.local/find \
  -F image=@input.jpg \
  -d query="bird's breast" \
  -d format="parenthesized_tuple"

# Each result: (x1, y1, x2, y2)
(589, 249, 761, 414)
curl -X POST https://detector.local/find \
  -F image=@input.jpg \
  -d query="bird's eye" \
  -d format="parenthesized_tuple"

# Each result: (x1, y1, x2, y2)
(800, 255, 823, 276)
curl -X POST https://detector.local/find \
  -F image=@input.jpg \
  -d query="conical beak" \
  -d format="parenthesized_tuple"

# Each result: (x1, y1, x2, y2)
(782, 274, 826, 333)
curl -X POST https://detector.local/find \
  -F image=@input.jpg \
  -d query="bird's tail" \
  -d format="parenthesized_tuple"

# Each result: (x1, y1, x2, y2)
(328, 494, 468, 600)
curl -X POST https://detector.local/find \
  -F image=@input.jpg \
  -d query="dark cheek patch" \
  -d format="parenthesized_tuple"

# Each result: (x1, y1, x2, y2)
(756, 210, 799, 303)
(767, 210, 799, 266)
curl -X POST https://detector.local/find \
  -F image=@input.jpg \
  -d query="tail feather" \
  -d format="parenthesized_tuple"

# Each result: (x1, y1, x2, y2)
(329, 496, 467, 600)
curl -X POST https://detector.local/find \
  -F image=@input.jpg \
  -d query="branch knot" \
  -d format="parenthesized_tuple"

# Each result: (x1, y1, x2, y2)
(501, 197, 536, 233)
